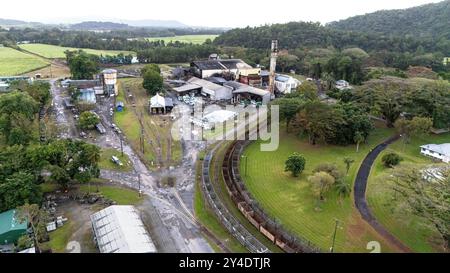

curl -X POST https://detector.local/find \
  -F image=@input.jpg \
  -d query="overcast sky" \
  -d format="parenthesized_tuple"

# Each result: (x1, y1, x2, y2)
(3, 0, 444, 27)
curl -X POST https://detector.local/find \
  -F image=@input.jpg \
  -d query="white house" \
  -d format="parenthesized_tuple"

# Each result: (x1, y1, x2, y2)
(420, 143, 450, 163)
(275, 74, 301, 94)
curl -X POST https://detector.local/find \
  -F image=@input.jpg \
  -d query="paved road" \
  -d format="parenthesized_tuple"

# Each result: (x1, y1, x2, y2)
(354, 134, 411, 253)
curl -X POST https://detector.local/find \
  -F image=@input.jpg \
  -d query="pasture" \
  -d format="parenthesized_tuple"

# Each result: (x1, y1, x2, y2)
(240, 126, 400, 253)
(18, 43, 135, 59)
(0, 47, 49, 76)
(367, 133, 449, 252)
(145, 35, 218, 44)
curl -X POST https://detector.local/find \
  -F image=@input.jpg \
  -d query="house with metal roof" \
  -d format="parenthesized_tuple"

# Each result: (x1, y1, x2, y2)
(275, 74, 301, 94)
(0, 209, 28, 245)
(420, 143, 450, 163)
(90, 205, 156, 253)
(149, 93, 173, 114)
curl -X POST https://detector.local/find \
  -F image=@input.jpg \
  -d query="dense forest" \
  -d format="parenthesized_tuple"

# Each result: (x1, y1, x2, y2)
(328, 0, 450, 39)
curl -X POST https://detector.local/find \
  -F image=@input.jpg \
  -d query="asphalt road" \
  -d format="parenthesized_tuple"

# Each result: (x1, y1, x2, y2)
(354, 134, 411, 253)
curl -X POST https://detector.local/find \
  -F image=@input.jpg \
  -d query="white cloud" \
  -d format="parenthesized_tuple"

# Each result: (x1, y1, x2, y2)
(3, 0, 444, 27)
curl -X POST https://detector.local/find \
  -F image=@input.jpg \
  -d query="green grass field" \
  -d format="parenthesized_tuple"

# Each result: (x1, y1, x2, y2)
(240, 125, 399, 253)
(79, 185, 143, 205)
(367, 133, 449, 252)
(99, 148, 133, 172)
(18, 43, 135, 59)
(145, 35, 218, 44)
(0, 47, 49, 76)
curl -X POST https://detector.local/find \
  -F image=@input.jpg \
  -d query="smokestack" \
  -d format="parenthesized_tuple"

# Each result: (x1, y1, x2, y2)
(269, 40, 278, 95)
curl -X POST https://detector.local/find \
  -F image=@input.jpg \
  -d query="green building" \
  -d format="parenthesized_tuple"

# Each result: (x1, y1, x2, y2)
(0, 209, 28, 245)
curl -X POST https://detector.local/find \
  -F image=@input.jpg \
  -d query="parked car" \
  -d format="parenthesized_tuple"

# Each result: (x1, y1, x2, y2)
(111, 156, 123, 166)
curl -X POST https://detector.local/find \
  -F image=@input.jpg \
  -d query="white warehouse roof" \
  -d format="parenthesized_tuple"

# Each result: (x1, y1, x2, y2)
(90, 205, 156, 253)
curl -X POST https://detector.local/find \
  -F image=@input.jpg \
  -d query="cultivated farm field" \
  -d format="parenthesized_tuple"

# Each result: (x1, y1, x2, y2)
(0, 47, 49, 76)
(145, 35, 218, 44)
(18, 43, 135, 59)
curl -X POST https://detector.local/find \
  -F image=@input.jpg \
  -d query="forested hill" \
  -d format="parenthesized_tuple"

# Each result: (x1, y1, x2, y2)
(328, 0, 450, 39)
(213, 21, 449, 55)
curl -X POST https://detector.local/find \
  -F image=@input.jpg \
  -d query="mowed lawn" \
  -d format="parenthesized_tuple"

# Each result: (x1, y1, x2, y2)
(146, 35, 218, 44)
(241, 126, 398, 253)
(18, 43, 135, 59)
(367, 133, 450, 252)
(0, 47, 49, 76)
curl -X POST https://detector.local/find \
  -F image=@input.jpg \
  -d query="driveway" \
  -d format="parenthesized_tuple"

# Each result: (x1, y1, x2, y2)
(354, 134, 411, 252)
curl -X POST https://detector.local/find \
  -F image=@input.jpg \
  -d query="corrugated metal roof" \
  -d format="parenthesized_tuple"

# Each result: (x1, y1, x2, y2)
(173, 83, 201, 93)
(421, 144, 450, 156)
(90, 205, 156, 253)
(0, 210, 27, 235)
(187, 77, 229, 92)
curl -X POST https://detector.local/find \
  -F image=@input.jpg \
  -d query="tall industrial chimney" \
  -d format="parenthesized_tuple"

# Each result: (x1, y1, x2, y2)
(269, 40, 278, 95)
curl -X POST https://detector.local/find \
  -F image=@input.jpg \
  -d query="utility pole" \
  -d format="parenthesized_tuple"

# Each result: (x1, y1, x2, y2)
(120, 137, 124, 157)
(330, 219, 339, 253)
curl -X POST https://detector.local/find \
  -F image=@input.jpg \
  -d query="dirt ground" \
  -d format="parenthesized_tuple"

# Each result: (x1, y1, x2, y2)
(49, 196, 102, 253)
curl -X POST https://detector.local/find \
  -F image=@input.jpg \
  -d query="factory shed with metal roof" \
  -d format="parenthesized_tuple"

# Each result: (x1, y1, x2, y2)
(0, 209, 28, 245)
(90, 205, 156, 253)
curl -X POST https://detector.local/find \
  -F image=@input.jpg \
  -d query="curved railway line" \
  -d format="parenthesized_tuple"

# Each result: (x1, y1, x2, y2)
(221, 140, 321, 253)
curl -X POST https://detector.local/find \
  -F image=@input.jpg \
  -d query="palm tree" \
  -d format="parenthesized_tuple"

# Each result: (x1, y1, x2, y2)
(343, 157, 355, 175)
(354, 131, 364, 152)
(335, 179, 352, 201)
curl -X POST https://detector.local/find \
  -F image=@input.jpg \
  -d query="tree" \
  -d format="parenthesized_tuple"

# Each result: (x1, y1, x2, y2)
(142, 69, 163, 96)
(382, 152, 403, 168)
(313, 163, 343, 181)
(10, 81, 51, 105)
(284, 153, 306, 177)
(273, 98, 303, 132)
(355, 79, 409, 127)
(395, 117, 433, 144)
(278, 54, 299, 73)
(296, 81, 318, 101)
(16, 204, 49, 253)
(40, 139, 101, 189)
(297, 101, 344, 145)
(343, 157, 355, 175)
(78, 111, 100, 130)
(0, 172, 42, 212)
(391, 167, 450, 248)
(354, 131, 364, 152)
(141, 63, 161, 75)
(308, 171, 335, 201)
(66, 50, 99, 80)
(0, 92, 39, 145)
(335, 179, 352, 199)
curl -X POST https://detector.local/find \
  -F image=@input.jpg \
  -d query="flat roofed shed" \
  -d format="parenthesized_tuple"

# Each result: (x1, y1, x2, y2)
(90, 205, 156, 253)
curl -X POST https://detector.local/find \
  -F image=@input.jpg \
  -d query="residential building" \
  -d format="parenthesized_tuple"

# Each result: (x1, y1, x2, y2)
(420, 143, 450, 163)
(275, 74, 301, 94)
